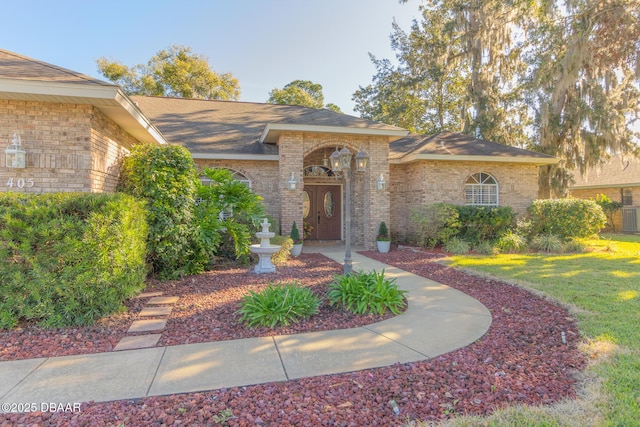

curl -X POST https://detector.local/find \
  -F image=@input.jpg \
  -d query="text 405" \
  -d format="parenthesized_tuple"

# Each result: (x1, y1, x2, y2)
(6, 178, 34, 188)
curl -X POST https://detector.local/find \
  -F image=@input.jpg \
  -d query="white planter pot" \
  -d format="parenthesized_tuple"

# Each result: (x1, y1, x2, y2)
(290, 243, 303, 257)
(376, 240, 391, 253)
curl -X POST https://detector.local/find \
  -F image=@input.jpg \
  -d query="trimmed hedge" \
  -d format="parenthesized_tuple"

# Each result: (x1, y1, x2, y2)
(0, 193, 148, 329)
(456, 205, 515, 244)
(527, 198, 606, 239)
(410, 203, 515, 247)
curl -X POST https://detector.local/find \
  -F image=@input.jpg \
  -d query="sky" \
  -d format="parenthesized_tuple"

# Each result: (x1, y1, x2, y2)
(1, 0, 421, 116)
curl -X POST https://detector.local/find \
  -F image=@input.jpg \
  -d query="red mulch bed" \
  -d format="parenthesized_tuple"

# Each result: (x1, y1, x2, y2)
(1, 250, 587, 426)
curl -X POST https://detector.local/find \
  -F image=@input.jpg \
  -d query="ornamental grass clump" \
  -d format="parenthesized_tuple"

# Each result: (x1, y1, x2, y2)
(327, 270, 406, 315)
(237, 281, 320, 328)
(496, 230, 528, 253)
(444, 237, 470, 254)
(530, 234, 564, 252)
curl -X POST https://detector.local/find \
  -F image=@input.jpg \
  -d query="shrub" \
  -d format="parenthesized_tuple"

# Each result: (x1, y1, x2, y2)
(527, 198, 606, 240)
(444, 237, 471, 254)
(530, 234, 564, 252)
(119, 144, 205, 279)
(474, 241, 499, 255)
(290, 221, 302, 244)
(496, 230, 528, 253)
(455, 206, 516, 245)
(563, 239, 586, 253)
(595, 194, 622, 232)
(328, 270, 406, 315)
(196, 168, 266, 262)
(377, 222, 391, 241)
(237, 282, 320, 328)
(0, 193, 148, 328)
(269, 235, 293, 265)
(410, 203, 461, 248)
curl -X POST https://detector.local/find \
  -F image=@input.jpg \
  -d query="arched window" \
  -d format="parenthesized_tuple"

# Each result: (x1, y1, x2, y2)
(198, 168, 252, 220)
(200, 168, 251, 188)
(465, 172, 499, 206)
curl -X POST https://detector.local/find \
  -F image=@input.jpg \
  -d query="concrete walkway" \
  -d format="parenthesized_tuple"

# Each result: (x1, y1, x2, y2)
(0, 248, 491, 409)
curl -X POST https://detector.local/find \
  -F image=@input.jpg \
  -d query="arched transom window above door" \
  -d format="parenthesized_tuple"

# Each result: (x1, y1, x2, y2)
(465, 172, 499, 206)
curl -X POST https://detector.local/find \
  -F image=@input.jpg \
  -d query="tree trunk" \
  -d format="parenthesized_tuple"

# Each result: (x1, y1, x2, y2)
(538, 165, 552, 199)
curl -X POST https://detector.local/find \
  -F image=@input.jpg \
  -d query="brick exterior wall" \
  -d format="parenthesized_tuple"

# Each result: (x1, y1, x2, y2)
(0, 100, 139, 194)
(2, 98, 547, 245)
(274, 132, 390, 250)
(390, 160, 540, 242)
(570, 186, 640, 231)
(194, 158, 281, 229)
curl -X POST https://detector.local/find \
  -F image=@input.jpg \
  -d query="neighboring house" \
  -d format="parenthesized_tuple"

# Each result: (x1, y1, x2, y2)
(569, 155, 640, 232)
(0, 49, 557, 248)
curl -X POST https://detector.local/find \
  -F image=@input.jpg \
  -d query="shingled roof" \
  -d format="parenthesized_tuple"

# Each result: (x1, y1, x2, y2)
(571, 154, 640, 188)
(131, 96, 408, 158)
(0, 49, 114, 86)
(0, 48, 558, 164)
(390, 132, 557, 165)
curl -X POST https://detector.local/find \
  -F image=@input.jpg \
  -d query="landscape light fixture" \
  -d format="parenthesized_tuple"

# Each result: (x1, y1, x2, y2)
(330, 145, 369, 274)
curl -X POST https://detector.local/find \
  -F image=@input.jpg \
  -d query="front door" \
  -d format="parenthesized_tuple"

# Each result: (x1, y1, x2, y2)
(303, 185, 342, 240)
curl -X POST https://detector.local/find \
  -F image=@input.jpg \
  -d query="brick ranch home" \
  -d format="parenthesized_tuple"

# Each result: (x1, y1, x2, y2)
(0, 49, 557, 249)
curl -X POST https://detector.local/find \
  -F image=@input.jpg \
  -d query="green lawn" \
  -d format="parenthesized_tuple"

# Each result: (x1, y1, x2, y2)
(443, 234, 640, 426)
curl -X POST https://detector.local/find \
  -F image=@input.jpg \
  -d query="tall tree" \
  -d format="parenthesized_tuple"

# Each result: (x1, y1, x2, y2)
(354, 0, 533, 145)
(525, 0, 640, 197)
(358, 0, 640, 196)
(97, 45, 240, 100)
(267, 80, 342, 112)
(353, 8, 468, 134)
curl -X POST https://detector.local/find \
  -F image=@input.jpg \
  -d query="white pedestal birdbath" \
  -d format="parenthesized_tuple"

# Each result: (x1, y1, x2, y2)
(249, 218, 281, 274)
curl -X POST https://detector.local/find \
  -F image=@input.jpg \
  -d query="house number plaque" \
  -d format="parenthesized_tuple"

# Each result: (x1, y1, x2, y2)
(6, 177, 35, 188)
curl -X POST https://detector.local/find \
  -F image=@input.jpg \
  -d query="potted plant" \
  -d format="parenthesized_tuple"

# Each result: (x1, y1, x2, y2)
(290, 221, 303, 256)
(376, 221, 391, 253)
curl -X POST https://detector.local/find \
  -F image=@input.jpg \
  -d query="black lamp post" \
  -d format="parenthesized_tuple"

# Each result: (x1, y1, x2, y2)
(330, 146, 368, 274)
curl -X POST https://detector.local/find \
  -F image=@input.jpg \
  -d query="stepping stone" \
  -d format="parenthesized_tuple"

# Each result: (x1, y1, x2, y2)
(128, 319, 167, 333)
(147, 296, 179, 305)
(135, 291, 164, 299)
(139, 306, 173, 317)
(114, 334, 162, 351)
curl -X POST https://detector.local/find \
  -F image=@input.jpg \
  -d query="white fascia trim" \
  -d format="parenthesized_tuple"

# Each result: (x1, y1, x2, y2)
(259, 123, 409, 143)
(390, 153, 559, 165)
(0, 78, 121, 99)
(0, 79, 169, 145)
(571, 182, 640, 190)
(190, 153, 280, 161)
(113, 90, 168, 145)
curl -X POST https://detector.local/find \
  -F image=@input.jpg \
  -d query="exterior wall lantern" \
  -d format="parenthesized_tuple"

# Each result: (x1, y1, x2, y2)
(5, 132, 26, 169)
(377, 173, 386, 191)
(330, 147, 342, 171)
(330, 146, 369, 274)
(287, 172, 298, 190)
(355, 149, 369, 172)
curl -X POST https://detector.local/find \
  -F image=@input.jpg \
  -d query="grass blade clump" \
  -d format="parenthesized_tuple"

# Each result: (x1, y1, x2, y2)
(327, 270, 406, 315)
(238, 281, 320, 328)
